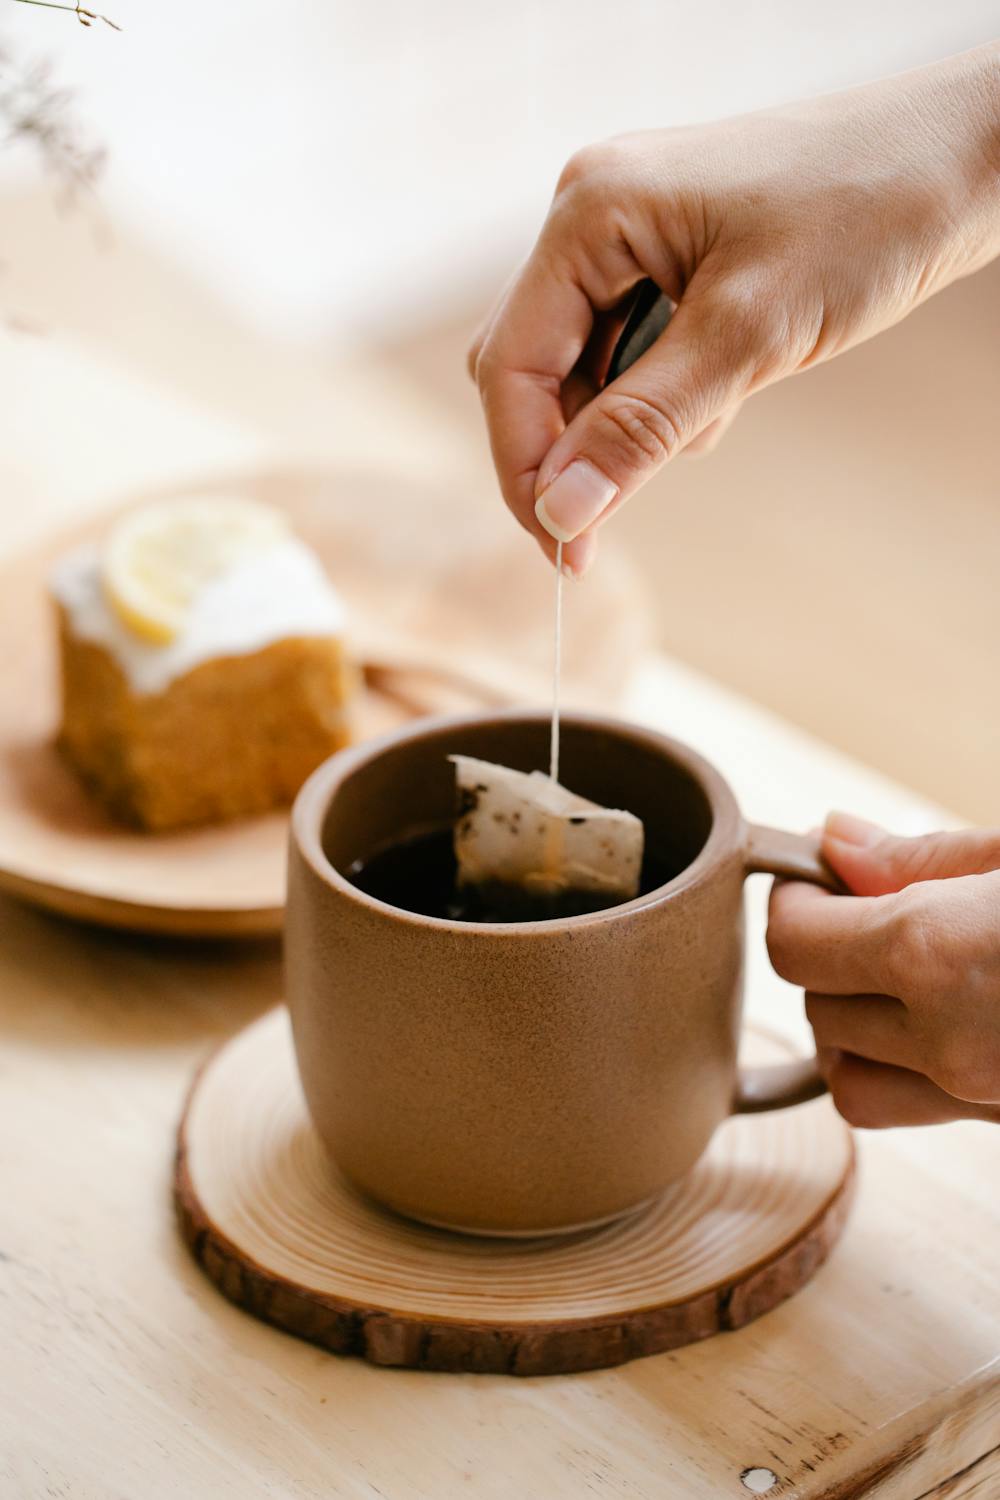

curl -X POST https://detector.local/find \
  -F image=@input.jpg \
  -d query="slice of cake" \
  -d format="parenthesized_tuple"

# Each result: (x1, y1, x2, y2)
(51, 496, 355, 831)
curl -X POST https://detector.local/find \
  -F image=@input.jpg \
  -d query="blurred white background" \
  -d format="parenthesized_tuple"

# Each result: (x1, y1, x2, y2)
(2, 0, 997, 345)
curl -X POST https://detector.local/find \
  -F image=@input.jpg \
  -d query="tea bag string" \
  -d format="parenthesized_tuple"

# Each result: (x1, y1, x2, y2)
(549, 540, 563, 783)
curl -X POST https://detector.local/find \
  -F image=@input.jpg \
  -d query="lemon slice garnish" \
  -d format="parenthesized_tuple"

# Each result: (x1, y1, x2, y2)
(102, 497, 290, 644)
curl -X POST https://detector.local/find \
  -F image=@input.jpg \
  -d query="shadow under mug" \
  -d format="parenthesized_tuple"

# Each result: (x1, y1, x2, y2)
(286, 710, 838, 1237)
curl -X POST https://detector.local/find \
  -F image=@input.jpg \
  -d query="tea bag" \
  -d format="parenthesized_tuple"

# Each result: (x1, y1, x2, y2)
(450, 754, 644, 905)
(448, 526, 643, 917)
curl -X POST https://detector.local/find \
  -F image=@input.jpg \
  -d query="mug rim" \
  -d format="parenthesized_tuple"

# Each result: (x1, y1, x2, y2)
(290, 707, 743, 934)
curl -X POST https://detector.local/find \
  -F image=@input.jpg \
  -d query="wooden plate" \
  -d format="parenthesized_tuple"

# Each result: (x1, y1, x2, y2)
(0, 469, 649, 936)
(175, 1010, 855, 1376)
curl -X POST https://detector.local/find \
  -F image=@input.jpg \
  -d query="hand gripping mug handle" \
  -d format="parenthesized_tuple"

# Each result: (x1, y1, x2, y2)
(733, 824, 845, 1114)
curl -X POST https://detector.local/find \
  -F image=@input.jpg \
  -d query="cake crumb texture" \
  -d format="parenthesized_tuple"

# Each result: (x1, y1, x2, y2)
(56, 608, 354, 831)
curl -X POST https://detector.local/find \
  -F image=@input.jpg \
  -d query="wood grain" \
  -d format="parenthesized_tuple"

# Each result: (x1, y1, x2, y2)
(1, 317, 998, 1494)
(3, 656, 999, 1498)
(920, 1446, 1000, 1500)
(0, 470, 650, 936)
(801, 1360, 1000, 1500)
(174, 1010, 855, 1376)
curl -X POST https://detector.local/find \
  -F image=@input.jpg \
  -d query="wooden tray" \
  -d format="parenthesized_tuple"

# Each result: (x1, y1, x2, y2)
(0, 469, 649, 936)
(175, 1010, 855, 1376)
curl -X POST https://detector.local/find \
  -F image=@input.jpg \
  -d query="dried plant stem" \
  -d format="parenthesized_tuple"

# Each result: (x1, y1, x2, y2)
(0, 41, 107, 206)
(12, 0, 121, 30)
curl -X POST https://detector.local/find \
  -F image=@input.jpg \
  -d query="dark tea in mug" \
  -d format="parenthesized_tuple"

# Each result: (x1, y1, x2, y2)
(347, 824, 677, 922)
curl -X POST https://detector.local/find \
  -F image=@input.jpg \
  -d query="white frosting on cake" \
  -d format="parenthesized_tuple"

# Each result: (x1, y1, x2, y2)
(51, 537, 347, 696)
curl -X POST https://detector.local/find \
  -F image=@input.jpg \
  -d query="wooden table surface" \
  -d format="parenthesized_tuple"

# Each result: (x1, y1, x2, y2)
(1, 324, 998, 1500)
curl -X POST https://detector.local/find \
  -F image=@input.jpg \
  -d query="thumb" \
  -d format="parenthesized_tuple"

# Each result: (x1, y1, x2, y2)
(822, 812, 1000, 896)
(533, 274, 762, 542)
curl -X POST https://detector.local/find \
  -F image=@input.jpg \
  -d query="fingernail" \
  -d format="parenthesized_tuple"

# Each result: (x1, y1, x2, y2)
(562, 532, 597, 580)
(535, 460, 618, 542)
(824, 811, 881, 848)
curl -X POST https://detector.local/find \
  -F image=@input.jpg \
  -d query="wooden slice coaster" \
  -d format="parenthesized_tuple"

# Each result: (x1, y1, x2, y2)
(175, 1009, 855, 1377)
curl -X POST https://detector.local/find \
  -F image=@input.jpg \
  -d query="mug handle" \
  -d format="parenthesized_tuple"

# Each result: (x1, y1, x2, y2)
(732, 824, 845, 1115)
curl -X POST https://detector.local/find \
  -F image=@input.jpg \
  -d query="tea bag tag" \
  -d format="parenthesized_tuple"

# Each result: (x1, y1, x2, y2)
(451, 755, 643, 901)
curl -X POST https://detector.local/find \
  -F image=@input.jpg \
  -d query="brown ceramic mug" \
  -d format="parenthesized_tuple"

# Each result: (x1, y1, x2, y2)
(286, 710, 837, 1237)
